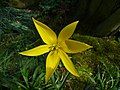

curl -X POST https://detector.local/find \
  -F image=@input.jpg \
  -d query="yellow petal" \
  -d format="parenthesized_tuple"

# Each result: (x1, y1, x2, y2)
(19, 45, 50, 56)
(59, 41, 71, 53)
(65, 39, 93, 53)
(32, 18, 57, 44)
(58, 49, 79, 77)
(46, 50, 60, 83)
(58, 21, 79, 42)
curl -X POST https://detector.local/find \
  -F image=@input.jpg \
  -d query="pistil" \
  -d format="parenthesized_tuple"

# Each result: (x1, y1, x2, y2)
(49, 44, 60, 51)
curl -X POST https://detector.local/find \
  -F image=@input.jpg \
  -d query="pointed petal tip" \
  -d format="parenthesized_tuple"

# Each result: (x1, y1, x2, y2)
(71, 21, 79, 26)
(45, 74, 50, 84)
(88, 45, 93, 49)
(76, 74, 80, 77)
(19, 52, 27, 56)
(74, 21, 79, 25)
(32, 17, 36, 22)
(73, 71, 80, 77)
(19, 52, 28, 56)
(76, 21, 79, 23)
(90, 46, 93, 48)
(45, 78, 48, 84)
(86, 45, 93, 51)
(32, 17, 35, 20)
(32, 17, 38, 23)
(72, 72, 80, 77)
(19, 52, 23, 55)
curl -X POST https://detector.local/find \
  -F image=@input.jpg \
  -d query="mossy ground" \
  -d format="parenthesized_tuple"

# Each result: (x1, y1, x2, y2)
(0, 1, 120, 89)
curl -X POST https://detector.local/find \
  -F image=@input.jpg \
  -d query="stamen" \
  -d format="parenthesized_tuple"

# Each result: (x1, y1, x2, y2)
(49, 44, 60, 51)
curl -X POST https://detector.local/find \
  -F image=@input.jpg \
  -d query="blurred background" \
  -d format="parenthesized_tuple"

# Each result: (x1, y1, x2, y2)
(0, 0, 120, 90)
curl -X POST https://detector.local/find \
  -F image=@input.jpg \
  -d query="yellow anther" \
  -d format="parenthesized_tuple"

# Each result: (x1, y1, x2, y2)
(49, 44, 60, 51)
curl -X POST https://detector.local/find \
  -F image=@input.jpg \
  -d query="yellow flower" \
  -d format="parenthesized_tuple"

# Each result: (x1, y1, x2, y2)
(19, 18, 92, 83)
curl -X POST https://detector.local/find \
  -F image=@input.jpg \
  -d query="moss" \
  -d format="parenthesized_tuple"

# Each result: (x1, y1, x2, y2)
(69, 34, 120, 89)
(73, 34, 120, 66)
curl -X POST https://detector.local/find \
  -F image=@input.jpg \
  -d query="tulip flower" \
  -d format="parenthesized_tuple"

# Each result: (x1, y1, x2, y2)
(19, 18, 92, 83)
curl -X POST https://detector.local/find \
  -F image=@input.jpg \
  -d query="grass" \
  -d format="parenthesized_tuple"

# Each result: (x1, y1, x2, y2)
(0, 3, 120, 89)
(87, 59, 120, 90)
(0, 25, 120, 90)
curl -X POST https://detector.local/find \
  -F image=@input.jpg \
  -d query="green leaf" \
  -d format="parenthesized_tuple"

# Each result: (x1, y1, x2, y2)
(32, 66, 40, 84)
(33, 73, 45, 87)
(20, 68, 29, 88)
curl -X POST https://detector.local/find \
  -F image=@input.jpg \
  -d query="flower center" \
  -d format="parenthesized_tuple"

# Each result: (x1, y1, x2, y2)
(49, 44, 60, 51)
